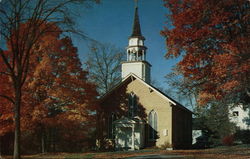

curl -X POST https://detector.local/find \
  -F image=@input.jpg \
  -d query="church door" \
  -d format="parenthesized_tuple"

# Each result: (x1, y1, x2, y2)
(116, 127, 132, 150)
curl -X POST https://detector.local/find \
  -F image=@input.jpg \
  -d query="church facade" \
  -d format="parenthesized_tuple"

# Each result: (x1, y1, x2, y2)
(98, 5, 192, 150)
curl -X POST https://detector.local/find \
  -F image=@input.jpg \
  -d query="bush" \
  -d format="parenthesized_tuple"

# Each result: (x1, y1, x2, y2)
(160, 141, 172, 150)
(222, 135, 234, 146)
(193, 135, 210, 149)
(235, 130, 250, 144)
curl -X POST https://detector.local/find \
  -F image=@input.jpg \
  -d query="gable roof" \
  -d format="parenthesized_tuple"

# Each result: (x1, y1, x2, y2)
(100, 73, 192, 114)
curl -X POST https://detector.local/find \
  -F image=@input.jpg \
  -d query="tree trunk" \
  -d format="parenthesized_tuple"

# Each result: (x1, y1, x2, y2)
(41, 128, 46, 153)
(52, 128, 56, 152)
(13, 88, 21, 159)
(47, 129, 51, 152)
(41, 134, 45, 153)
(0, 137, 2, 159)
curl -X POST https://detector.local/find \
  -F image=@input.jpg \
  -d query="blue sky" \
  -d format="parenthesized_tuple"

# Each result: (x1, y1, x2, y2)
(73, 0, 179, 89)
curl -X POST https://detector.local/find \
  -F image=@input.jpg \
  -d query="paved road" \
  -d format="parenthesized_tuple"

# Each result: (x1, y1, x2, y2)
(125, 154, 188, 159)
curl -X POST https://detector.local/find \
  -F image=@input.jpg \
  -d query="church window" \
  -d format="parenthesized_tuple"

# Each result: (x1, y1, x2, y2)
(149, 110, 157, 140)
(108, 113, 116, 139)
(128, 93, 137, 117)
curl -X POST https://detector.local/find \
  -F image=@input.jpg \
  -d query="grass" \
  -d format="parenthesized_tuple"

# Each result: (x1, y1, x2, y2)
(64, 153, 95, 159)
(2, 145, 250, 159)
(167, 144, 250, 159)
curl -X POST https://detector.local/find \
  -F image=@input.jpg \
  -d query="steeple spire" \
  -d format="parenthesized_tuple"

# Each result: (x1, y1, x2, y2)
(135, 0, 138, 8)
(131, 1, 144, 38)
(121, 0, 151, 83)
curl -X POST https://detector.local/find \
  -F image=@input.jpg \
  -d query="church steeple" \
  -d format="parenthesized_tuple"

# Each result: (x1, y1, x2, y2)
(121, 1, 151, 83)
(131, 7, 144, 39)
(127, 5, 147, 62)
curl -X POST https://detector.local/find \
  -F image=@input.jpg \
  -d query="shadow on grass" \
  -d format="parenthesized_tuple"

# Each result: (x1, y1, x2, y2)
(3, 145, 250, 159)
(65, 153, 95, 159)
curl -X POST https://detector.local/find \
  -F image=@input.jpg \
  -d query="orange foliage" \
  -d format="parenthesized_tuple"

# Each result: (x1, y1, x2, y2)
(0, 22, 98, 140)
(0, 51, 14, 136)
(162, 0, 250, 105)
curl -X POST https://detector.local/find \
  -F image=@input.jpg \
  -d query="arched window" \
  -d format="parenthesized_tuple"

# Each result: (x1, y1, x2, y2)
(149, 110, 157, 140)
(130, 50, 136, 61)
(128, 93, 137, 117)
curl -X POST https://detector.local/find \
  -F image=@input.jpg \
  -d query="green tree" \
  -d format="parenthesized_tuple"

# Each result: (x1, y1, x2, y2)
(194, 102, 236, 146)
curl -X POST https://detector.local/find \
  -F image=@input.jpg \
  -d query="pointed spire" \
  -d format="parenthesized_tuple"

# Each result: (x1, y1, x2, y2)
(135, 0, 138, 8)
(131, 1, 144, 38)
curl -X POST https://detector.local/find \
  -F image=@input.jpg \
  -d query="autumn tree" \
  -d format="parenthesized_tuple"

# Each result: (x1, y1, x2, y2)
(0, 0, 98, 158)
(161, 0, 250, 106)
(85, 42, 125, 95)
(25, 27, 98, 152)
(0, 24, 98, 154)
(165, 66, 237, 146)
(0, 53, 15, 156)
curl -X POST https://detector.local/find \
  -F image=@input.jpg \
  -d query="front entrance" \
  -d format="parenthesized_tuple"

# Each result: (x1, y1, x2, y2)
(116, 127, 132, 150)
(114, 117, 145, 150)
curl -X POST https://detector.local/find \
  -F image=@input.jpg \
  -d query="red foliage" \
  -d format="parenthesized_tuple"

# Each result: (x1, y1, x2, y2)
(161, 0, 250, 105)
(222, 135, 234, 146)
(0, 22, 98, 142)
(0, 51, 14, 136)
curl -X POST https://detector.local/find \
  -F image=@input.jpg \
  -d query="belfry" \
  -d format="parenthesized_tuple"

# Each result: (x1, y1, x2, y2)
(121, 4, 151, 83)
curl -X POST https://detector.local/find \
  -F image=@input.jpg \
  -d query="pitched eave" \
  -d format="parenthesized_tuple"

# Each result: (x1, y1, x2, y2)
(99, 73, 193, 114)
(98, 75, 133, 103)
(128, 73, 193, 114)
(128, 73, 177, 105)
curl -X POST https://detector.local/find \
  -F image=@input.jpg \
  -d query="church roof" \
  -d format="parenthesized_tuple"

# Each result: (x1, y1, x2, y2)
(130, 7, 145, 39)
(99, 73, 193, 114)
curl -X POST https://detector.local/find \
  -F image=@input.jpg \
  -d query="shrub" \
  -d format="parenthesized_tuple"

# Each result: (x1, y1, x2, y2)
(234, 130, 250, 144)
(222, 135, 234, 146)
(160, 141, 172, 149)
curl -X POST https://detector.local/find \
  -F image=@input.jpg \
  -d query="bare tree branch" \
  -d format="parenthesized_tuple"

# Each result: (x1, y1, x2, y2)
(0, 94, 15, 104)
(0, 1, 98, 158)
(85, 42, 125, 95)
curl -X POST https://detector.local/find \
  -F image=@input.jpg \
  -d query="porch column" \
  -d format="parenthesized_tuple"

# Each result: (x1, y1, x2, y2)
(132, 125, 135, 150)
